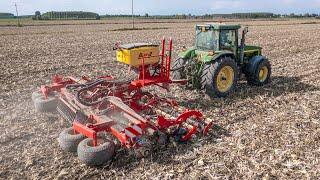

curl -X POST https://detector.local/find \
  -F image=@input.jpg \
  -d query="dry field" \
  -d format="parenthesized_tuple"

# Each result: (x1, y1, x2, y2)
(0, 19, 320, 179)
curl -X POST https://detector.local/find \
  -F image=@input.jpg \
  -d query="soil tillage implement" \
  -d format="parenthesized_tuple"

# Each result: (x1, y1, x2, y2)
(32, 38, 213, 166)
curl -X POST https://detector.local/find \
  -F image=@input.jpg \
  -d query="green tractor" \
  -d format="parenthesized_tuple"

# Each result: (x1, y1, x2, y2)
(172, 23, 271, 97)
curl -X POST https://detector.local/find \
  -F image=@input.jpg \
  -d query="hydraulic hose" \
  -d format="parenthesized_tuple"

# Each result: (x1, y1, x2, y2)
(75, 79, 106, 106)
(66, 79, 104, 89)
(75, 78, 131, 106)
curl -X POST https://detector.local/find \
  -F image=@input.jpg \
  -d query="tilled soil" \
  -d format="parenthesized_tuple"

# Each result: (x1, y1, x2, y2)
(0, 19, 319, 179)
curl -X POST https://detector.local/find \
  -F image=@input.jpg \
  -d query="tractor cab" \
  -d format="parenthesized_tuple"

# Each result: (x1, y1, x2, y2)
(195, 23, 241, 53)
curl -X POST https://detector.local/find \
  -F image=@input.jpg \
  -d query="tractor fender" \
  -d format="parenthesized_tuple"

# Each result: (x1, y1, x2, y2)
(206, 51, 236, 63)
(245, 55, 268, 74)
(178, 47, 196, 59)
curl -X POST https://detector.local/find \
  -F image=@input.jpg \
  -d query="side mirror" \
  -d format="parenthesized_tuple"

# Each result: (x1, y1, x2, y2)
(243, 27, 249, 35)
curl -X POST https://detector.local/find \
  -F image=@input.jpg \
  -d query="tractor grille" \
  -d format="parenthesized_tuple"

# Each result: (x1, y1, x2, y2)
(57, 99, 76, 124)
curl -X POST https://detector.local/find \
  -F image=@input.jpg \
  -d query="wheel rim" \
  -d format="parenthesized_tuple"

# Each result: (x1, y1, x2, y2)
(258, 66, 268, 82)
(216, 66, 234, 93)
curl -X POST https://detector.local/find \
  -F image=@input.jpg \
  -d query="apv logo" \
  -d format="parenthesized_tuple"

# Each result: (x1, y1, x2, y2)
(139, 51, 153, 59)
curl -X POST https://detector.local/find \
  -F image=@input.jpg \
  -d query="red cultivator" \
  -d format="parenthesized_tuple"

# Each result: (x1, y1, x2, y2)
(32, 38, 213, 166)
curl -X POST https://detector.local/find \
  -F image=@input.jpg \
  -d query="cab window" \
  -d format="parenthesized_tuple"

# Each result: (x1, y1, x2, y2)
(196, 28, 219, 51)
(220, 30, 236, 51)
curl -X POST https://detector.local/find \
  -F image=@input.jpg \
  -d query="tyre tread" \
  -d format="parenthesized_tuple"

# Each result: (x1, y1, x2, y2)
(200, 56, 238, 98)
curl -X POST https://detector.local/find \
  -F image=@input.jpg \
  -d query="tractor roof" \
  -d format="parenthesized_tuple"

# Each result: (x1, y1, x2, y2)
(196, 23, 241, 30)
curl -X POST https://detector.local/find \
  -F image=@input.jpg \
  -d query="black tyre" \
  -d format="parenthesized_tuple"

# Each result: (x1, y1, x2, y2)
(33, 93, 58, 113)
(201, 56, 238, 98)
(245, 58, 271, 86)
(171, 58, 187, 79)
(58, 127, 85, 152)
(77, 137, 115, 166)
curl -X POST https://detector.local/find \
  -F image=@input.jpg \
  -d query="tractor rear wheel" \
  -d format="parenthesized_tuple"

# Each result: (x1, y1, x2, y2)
(201, 56, 238, 98)
(77, 137, 115, 166)
(245, 59, 271, 86)
(172, 58, 187, 79)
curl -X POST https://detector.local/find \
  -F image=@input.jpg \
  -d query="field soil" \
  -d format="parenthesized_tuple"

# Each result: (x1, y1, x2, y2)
(0, 19, 319, 179)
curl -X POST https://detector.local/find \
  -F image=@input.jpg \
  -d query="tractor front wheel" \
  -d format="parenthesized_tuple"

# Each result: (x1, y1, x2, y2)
(245, 58, 271, 86)
(201, 56, 238, 98)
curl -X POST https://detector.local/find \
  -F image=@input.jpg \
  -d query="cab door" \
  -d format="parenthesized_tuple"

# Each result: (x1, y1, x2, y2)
(219, 30, 238, 54)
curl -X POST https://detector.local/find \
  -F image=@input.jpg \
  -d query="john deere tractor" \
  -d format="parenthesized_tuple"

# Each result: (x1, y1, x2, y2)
(172, 23, 271, 97)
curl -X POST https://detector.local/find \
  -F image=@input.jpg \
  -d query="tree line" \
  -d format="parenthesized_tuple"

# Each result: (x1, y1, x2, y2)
(34, 11, 100, 20)
(102, 12, 320, 19)
(0, 13, 14, 19)
(1, 11, 319, 20)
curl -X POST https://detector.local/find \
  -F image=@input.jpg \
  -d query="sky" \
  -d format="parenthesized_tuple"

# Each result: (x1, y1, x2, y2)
(1, 0, 320, 15)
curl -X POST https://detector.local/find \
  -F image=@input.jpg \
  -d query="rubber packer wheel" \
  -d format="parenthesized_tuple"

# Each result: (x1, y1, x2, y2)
(58, 127, 85, 152)
(77, 137, 115, 166)
(201, 56, 238, 98)
(31, 90, 42, 102)
(33, 91, 58, 113)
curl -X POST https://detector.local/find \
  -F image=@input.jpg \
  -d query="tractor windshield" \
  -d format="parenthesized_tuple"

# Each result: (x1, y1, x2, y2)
(195, 28, 218, 51)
